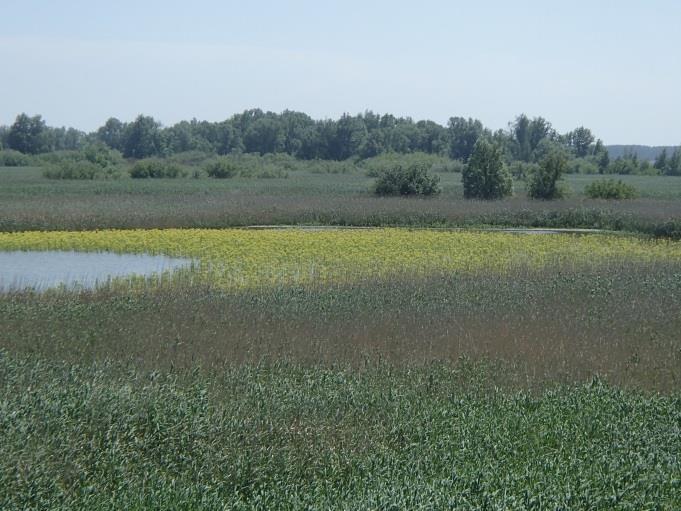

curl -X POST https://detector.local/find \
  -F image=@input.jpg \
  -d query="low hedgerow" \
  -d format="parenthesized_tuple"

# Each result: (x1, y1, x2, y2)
(0, 149, 33, 167)
(204, 158, 239, 178)
(584, 179, 637, 199)
(130, 159, 185, 179)
(43, 160, 121, 180)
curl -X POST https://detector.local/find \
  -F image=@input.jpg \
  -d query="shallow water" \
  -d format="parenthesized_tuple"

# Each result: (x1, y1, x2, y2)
(0, 250, 193, 292)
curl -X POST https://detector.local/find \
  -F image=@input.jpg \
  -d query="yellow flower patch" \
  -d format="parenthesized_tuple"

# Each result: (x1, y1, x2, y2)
(1, 228, 680, 289)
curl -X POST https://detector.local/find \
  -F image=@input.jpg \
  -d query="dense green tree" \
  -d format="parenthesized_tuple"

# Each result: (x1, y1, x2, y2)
(96, 118, 126, 151)
(667, 148, 681, 176)
(332, 114, 368, 160)
(122, 115, 165, 158)
(280, 110, 315, 157)
(462, 139, 512, 199)
(4, 109, 623, 171)
(0, 126, 8, 149)
(566, 126, 595, 158)
(213, 121, 243, 155)
(243, 116, 285, 154)
(592, 139, 610, 173)
(527, 149, 568, 199)
(415, 120, 448, 155)
(447, 117, 484, 161)
(511, 115, 555, 162)
(654, 148, 668, 172)
(7, 113, 49, 154)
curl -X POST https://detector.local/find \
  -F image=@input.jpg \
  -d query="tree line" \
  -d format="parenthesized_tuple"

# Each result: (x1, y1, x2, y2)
(1, 109, 680, 175)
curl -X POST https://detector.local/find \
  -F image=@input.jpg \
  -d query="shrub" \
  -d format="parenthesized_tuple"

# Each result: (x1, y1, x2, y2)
(373, 162, 440, 196)
(43, 160, 120, 180)
(205, 159, 239, 178)
(130, 159, 184, 178)
(584, 179, 637, 199)
(0, 149, 33, 166)
(82, 143, 124, 168)
(462, 139, 512, 199)
(527, 150, 568, 200)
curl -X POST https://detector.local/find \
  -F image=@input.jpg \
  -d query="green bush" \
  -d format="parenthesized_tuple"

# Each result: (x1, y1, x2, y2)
(82, 143, 124, 168)
(0, 149, 33, 166)
(584, 179, 637, 199)
(527, 150, 568, 200)
(462, 139, 512, 199)
(373, 162, 440, 196)
(130, 159, 184, 178)
(43, 160, 120, 180)
(204, 159, 239, 178)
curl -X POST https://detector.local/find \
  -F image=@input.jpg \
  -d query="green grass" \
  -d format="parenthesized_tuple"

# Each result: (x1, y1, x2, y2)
(1, 353, 680, 510)
(3, 262, 680, 389)
(3, 167, 681, 235)
(5, 166, 681, 199)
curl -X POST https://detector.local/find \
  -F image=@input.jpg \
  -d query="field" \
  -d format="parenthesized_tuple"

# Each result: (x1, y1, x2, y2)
(2, 167, 681, 509)
(3, 167, 681, 236)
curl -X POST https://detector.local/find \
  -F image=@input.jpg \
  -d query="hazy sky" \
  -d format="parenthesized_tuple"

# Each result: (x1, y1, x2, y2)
(1, 0, 680, 144)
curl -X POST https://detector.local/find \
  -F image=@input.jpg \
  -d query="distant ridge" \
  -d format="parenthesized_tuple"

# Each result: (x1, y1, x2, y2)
(607, 145, 679, 161)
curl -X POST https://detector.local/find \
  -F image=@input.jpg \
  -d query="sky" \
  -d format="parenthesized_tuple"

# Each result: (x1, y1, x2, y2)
(1, 0, 680, 145)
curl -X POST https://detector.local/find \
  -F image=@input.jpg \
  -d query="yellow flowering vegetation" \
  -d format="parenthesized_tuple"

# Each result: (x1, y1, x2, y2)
(1, 228, 681, 289)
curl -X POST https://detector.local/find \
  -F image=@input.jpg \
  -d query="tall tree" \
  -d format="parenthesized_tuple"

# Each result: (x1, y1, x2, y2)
(462, 139, 513, 199)
(96, 118, 126, 151)
(243, 116, 285, 155)
(654, 148, 668, 172)
(7, 113, 49, 154)
(667, 148, 681, 176)
(447, 117, 484, 161)
(567, 126, 595, 158)
(527, 149, 568, 199)
(122, 115, 164, 158)
(511, 114, 554, 162)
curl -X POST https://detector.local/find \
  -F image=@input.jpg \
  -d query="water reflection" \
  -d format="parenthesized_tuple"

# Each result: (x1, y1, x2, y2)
(0, 250, 193, 292)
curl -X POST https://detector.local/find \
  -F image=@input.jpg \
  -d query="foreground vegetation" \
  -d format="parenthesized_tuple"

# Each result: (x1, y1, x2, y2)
(2, 352, 679, 510)
(2, 257, 681, 508)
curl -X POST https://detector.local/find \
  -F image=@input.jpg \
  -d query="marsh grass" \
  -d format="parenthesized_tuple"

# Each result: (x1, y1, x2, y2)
(2, 259, 681, 508)
(3, 167, 681, 236)
(1, 351, 680, 509)
(3, 262, 680, 391)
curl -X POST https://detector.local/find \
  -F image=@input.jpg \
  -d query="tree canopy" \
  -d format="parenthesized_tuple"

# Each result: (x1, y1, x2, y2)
(1, 110, 675, 176)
